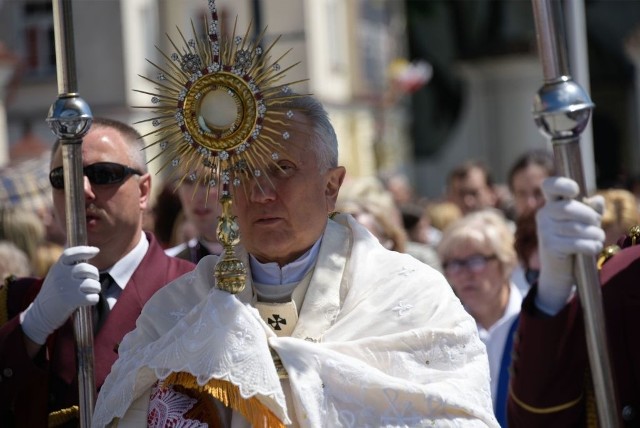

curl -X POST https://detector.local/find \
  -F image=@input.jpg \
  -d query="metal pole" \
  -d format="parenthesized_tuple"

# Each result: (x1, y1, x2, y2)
(46, 0, 95, 426)
(564, 0, 596, 193)
(531, 1, 620, 426)
(251, 0, 263, 42)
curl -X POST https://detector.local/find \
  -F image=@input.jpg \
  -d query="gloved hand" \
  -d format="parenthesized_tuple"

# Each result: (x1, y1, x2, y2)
(535, 177, 605, 315)
(21, 246, 101, 345)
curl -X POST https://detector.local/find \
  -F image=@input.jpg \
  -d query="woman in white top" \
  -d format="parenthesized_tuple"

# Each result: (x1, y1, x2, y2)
(438, 209, 521, 427)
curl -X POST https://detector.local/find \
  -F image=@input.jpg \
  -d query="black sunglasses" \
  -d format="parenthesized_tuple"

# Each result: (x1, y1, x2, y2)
(49, 162, 143, 190)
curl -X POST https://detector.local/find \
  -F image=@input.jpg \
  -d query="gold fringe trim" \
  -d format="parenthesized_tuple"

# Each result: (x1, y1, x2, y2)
(0, 277, 9, 325)
(509, 384, 583, 414)
(163, 372, 286, 428)
(48, 405, 78, 427)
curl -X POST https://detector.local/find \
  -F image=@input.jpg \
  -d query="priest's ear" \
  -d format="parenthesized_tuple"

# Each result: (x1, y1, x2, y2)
(325, 166, 346, 209)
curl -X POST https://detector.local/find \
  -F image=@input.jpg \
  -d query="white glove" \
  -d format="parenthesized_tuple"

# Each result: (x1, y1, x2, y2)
(21, 246, 101, 345)
(535, 177, 605, 315)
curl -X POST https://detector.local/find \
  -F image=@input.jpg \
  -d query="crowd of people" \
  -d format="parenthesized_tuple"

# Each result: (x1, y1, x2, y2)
(0, 109, 640, 427)
(0, 104, 640, 427)
(1, 101, 639, 427)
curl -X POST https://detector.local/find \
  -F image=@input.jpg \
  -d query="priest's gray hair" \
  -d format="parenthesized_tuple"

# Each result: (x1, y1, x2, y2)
(283, 95, 339, 172)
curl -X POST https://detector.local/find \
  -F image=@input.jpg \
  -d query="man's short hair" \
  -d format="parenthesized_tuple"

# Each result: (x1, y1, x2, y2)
(446, 160, 493, 188)
(50, 117, 147, 172)
(507, 149, 555, 191)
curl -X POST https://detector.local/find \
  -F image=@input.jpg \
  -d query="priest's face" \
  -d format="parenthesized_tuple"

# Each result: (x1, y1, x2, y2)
(232, 115, 345, 266)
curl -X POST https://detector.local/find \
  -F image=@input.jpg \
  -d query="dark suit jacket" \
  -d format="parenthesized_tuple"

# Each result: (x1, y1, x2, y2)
(0, 233, 194, 427)
(173, 239, 214, 264)
(507, 244, 640, 427)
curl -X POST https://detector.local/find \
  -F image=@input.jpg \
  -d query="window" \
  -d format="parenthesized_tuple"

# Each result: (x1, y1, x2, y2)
(22, 1, 55, 77)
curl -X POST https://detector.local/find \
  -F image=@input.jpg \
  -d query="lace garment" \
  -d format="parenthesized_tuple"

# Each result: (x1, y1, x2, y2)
(93, 273, 288, 426)
(148, 384, 208, 428)
(94, 214, 499, 427)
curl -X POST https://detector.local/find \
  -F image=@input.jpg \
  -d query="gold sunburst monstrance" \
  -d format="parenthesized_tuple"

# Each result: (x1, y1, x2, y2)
(135, 0, 304, 293)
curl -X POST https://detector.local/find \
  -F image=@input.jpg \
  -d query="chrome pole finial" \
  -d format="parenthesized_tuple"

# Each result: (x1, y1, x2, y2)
(533, 76, 594, 141)
(47, 94, 93, 140)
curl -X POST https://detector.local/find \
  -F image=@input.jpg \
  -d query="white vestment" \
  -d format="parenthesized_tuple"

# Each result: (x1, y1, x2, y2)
(93, 214, 498, 427)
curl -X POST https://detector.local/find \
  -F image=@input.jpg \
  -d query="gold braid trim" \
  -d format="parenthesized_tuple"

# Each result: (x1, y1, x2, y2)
(48, 406, 78, 427)
(0, 276, 10, 325)
(585, 370, 599, 428)
(163, 372, 286, 428)
(509, 384, 583, 414)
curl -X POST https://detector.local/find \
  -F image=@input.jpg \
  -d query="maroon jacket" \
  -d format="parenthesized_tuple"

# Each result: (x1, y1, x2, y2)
(507, 244, 640, 427)
(0, 233, 194, 427)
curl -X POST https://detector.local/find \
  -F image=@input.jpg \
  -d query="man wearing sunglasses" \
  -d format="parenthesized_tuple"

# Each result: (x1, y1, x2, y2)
(0, 117, 195, 426)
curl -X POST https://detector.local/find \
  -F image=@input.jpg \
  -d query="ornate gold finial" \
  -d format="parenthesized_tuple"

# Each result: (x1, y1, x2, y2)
(214, 193, 245, 293)
(597, 245, 620, 270)
(628, 225, 640, 246)
(136, 0, 303, 293)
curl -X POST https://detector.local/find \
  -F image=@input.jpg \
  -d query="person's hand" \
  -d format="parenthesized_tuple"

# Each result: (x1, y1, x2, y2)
(535, 177, 605, 315)
(21, 246, 101, 345)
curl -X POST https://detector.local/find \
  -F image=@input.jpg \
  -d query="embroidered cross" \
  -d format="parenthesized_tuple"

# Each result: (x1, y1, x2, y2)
(392, 301, 413, 317)
(268, 314, 287, 330)
(397, 266, 414, 277)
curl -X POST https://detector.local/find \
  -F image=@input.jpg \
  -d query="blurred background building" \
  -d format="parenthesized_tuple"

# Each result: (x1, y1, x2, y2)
(0, 0, 639, 202)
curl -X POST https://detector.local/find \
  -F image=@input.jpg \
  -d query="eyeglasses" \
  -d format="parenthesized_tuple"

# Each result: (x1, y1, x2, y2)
(443, 254, 497, 275)
(49, 162, 143, 190)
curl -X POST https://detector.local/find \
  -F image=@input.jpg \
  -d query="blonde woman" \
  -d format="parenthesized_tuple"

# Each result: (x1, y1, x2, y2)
(0, 241, 31, 281)
(438, 209, 520, 426)
(597, 187, 640, 247)
(0, 206, 45, 270)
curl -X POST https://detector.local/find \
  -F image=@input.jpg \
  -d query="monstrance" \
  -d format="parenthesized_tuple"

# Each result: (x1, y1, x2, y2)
(135, 0, 304, 294)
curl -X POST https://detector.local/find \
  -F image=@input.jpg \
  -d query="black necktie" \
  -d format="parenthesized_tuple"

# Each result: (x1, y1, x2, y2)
(94, 273, 113, 334)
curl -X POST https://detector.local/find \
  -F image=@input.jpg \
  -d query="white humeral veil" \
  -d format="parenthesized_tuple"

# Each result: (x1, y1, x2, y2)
(93, 214, 499, 427)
